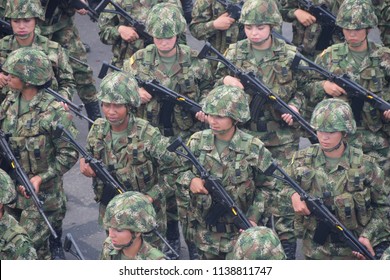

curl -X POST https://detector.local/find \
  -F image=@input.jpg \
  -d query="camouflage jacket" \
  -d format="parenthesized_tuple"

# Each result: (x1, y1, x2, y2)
(123, 43, 214, 140)
(176, 128, 276, 232)
(39, 0, 76, 35)
(0, 90, 79, 211)
(100, 237, 165, 260)
(310, 41, 390, 132)
(0, 33, 77, 100)
(286, 144, 390, 258)
(215, 37, 309, 146)
(86, 115, 179, 203)
(189, 0, 243, 54)
(0, 211, 37, 260)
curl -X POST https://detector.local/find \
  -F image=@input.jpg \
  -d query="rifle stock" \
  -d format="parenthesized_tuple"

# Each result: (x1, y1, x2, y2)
(199, 42, 318, 140)
(64, 233, 85, 260)
(264, 162, 375, 260)
(0, 129, 58, 239)
(167, 137, 253, 230)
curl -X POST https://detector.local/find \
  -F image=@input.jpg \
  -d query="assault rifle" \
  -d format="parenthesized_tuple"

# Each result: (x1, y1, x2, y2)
(54, 124, 125, 205)
(198, 42, 318, 141)
(0, 18, 13, 36)
(291, 53, 390, 123)
(64, 233, 85, 260)
(167, 137, 253, 231)
(0, 129, 58, 239)
(95, 0, 153, 45)
(45, 88, 93, 124)
(264, 162, 375, 260)
(69, 0, 99, 22)
(297, 0, 344, 50)
(215, 0, 295, 46)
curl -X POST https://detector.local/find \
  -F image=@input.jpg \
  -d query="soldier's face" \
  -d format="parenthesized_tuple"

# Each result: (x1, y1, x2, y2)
(207, 115, 235, 135)
(317, 131, 343, 151)
(154, 36, 177, 57)
(343, 28, 367, 48)
(102, 102, 128, 128)
(10, 18, 36, 39)
(244, 24, 271, 49)
(108, 228, 133, 250)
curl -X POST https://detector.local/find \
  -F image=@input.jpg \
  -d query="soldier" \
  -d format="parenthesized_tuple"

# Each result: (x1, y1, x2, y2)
(176, 85, 277, 260)
(79, 71, 179, 251)
(372, 0, 390, 47)
(278, 0, 344, 59)
(0, 48, 79, 260)
(286, 99, 390, 259)
(226, 226, 286, 260)
(309, 0, 390, 181)
(189, 0, 244, 69)
(101, 191, 166, 260)
(0, 169, 37, 260)
(39, 0, 101, 123)
(98, 0, 184, 69)
(215, 0, 310, 259)
(123, 3, 213, 259)
(0, 0, 76, 102)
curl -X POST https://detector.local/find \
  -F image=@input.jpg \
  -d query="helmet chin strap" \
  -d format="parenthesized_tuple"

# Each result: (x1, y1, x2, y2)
(346, 30, 368, 48)
(321, 139, 344, 153)
(112, 232, 135, 250)
(211, 121, 237, 135)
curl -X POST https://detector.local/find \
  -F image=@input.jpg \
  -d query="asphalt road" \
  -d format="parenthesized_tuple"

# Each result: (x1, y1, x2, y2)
(62, 13, 381, 260)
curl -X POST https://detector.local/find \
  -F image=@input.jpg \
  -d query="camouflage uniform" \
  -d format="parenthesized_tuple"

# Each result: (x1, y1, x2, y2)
(39, 0, 101, 122)
(286, 99, 390, 259)
(381, 246, 390, 259)
(0, 48, 79, 259)
(176, 85, 277, 259)
(278, 0, 344, 59)
(123, 3, 213, 259)
(215, 0, 310, 258)
(226, 226, 286, 260)
(100, 191, 166, 260)
(309, 0, 390, 179)
(0, 0, 76, 102)
(0, 0, 8, 39)
(86, 71, 179, 249)
(372, 0, 390, 47)
(98, 0, 184, 69)
(0, 168, 37, 260)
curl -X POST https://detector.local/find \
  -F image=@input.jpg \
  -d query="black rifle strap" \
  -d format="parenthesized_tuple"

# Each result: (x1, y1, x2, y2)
(159, 101, 175, 137)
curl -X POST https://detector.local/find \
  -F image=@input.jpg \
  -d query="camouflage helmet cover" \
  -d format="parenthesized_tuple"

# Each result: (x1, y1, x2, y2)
(336, 0, 378, 29)
(146, 3, 186, 38)
(97, 71, 141, 107)
(5, 0, 45, 21)
(2, 47, 54, 86)
(103, 191, 157, 233)
(239, 0, 282, 26)
(0, 169, 16, 205)
(228, 226, 287, 260)
(202, 85, 250, 123)
(311, 98, 356, 134)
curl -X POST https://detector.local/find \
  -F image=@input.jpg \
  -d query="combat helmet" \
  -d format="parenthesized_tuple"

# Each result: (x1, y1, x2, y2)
(311, 98, 356, 134)
(5, 0, 45, 21)
(202, 85, 250, 123)
(103, 191, 157, 233)
(146, 3, 186, 38)
(336, 0, 378, 29)
(0, 169, 16, 205)
(239, 0, 282, 26)
(97, 71, 140, 107)
(227, 226, 286, 260)
(2, 47, 53, 86)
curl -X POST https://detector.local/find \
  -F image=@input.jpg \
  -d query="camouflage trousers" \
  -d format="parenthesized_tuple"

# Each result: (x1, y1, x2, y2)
(44, 21, 98, 105)
(6, 206, 65, 260)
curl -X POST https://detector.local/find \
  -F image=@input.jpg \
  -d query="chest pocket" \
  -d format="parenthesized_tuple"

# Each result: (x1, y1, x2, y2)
(360, 67, 385, 94)
(295, 166, 315, 192)
(272, 63, 293, 86)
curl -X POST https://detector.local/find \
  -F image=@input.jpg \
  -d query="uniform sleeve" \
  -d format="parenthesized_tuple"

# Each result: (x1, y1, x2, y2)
(98, 4, 121, 45)
(189, 0, 218, 40)
(192, 57, 215, 103)
(56, 45, 77, 100)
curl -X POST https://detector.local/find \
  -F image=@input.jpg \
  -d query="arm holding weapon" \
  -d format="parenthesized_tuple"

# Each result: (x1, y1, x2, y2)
(0, 129, 58, 239)
(199, 42, 318, 140)
(69, 0, 99, 22)
(167, 137, 253, 231)
(263, 161, 376, 260)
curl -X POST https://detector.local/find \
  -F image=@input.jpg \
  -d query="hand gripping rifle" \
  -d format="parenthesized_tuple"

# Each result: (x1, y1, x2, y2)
(54, 124, 126, 205)
(215, 0, 295, 46)
(94, 0, 153, 45)
(291, 53, 390, 124)
(69, 0, 99, 22)
(44, 88, 94, 125)
(264, 162, 375, 260)
(198, 42, 318, 141)
(297, 0, 344, 50)
(64, 233, 86, 260)
(167, 137, 253, 231)
(0, 129, 58, 239)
